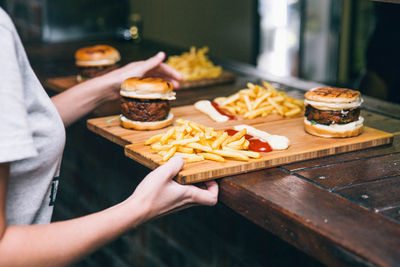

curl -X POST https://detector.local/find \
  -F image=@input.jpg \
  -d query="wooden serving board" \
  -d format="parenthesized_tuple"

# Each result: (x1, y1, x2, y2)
(44, 72, 236, 93)
(87, 105, 393, 184)
(179, 72, 236, 89)
(44, 76, 78, 93)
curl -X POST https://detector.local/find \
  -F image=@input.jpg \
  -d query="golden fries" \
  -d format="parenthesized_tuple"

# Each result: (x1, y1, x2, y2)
(166, 46, 222, 81)
(145, 119, 260, 163)
(214, 81, 304, 119)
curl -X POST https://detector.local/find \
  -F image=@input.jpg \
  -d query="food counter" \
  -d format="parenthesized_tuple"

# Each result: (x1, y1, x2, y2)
(26, 39, 400, 266)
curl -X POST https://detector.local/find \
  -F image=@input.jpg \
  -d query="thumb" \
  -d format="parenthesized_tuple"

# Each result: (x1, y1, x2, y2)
(141, 52, 166, 73)
(151, 156, 184, 182)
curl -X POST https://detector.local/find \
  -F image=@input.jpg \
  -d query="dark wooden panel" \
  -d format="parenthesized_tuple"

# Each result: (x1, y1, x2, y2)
(283, 134, 399, 172)
(335, 176, 400, 211)
(295, 154, 400, 190)
(381, 207, 400, 222)
(220, 169, 400, 266)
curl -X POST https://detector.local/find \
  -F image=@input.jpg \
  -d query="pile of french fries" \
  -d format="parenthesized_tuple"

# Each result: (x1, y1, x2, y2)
(166, 46, 222, 81)
(145, 119, 260, 163)
(214, 81, 304, 119)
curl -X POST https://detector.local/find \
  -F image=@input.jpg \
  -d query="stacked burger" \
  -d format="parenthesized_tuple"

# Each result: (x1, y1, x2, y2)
(75, 45, 120, 82)
(304, 87, 364, 138)
(120, 77, 176, 130)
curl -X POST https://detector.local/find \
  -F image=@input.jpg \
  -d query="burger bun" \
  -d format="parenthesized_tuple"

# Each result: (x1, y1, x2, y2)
(120, 77, 176, 100)
(305, 87, 361, 103)
(120, 113, 174, 130)
(304, 117, 363, 138)
(75, 45, 120, 67)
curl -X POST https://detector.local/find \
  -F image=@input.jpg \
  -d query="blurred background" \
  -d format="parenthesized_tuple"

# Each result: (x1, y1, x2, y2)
(1, 0, 399, 103)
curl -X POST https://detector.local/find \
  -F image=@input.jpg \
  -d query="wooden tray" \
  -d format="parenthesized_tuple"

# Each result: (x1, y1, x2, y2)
(44, 76, 78, 93)
(44, 72, 236, 93)
(87, 105, 393, 184)
(179, 72, 236, 89)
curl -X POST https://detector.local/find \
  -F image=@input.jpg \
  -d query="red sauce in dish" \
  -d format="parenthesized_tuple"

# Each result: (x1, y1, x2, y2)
(211, 102, 236, 120)
(224, 129, 272, 152)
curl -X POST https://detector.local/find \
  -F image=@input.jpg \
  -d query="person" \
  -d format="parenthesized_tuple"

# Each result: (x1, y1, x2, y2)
(0, 7, 218, 266)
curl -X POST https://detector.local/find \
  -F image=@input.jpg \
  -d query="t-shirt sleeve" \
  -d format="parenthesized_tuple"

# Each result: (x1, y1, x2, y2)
(0, 26, 38, 163)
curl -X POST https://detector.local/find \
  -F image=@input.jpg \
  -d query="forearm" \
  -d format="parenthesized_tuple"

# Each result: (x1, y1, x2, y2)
(0, 198, 147, 267)
(51, 76, 118, 127)
(51, 52, 182, 127)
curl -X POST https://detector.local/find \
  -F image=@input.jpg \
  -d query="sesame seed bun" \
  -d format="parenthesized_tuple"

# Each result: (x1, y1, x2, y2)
(75, 45, 121, 67)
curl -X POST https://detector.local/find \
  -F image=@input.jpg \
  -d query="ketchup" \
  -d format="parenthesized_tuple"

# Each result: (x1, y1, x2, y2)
(211, 102, 236, 120)
(225, 129, 272, 153)
(248, 139, 272, 152)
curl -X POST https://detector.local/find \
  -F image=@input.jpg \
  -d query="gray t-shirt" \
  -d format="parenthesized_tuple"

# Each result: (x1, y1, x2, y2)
(0, 9, 66, 225)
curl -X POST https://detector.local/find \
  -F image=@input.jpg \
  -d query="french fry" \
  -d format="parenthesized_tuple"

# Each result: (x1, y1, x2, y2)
(221, 94, 240, 106)
(161, 127, 175, 145)
(146, 119, 266, 164)
(151, 143, 173, 151)
(163, 146, 177, 161)
(225, 136, 246, 149)
(244, 106, 274, 120)
(229, 129, 247, 143)
(186, 142, 212, 152)
(177, 147, 194, 154)
(284, 107, 301, 117)
(166, 46, 222, 81)
(212, 149, 249, 161)
(212, 131, 228, 149)
(145, 133, 164, 145)
(199, 152, 226, 162)
(223, 147, 260, 159)
(214, 81, 304, 120)
(171, 136, 200, 146)
(175, 152, 204, 162)
(252, 92, 271, 110)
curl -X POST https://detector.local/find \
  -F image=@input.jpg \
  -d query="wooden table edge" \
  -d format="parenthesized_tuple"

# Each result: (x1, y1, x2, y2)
(219, 175, 400, 266)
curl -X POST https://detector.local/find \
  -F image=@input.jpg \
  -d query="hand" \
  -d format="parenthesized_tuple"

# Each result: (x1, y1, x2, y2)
(129, 156, 218, 222)
(94, 51, 183, 101)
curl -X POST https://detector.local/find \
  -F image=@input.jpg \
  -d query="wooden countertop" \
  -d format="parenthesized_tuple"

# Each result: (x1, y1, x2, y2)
(26, 39, 400, 266)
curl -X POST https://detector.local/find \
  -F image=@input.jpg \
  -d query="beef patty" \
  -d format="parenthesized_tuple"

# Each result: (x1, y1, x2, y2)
(305, 105, 360, 125)
(78, 64, 119, 79)
(120, 97, 170, 122)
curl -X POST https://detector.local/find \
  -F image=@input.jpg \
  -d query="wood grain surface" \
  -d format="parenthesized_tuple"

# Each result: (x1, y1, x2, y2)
(179, 72, 236, 89)
(220, 168, 400, 266)
(87, 105, 393, 184)
(44, 76, 78, 93)
(44, 72, 236, 93)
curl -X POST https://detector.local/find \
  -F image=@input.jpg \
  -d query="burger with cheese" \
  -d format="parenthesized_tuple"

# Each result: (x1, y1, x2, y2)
(75, 45, 121, 82)
(304, 87, 363, 138)
(120, 77, 175, 130)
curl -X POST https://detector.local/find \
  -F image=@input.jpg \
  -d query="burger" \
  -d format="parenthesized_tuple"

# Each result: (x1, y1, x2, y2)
(75, 45, 121, 82)
(304, 87, 364, 138)
(120, 77, 175, 130)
